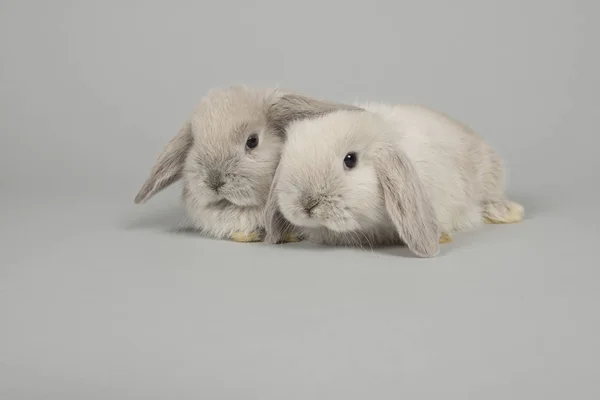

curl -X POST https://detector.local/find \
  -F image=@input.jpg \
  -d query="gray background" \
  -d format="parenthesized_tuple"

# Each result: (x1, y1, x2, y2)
(1, 1, 599, 399)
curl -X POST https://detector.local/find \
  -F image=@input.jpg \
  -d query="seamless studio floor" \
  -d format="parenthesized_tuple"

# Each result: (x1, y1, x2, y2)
(1, 180, 599, 399)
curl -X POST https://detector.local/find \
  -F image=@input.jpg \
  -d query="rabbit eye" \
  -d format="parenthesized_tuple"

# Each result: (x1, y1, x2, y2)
(246, 134, 259, 150)
(343, 152, 358, 169)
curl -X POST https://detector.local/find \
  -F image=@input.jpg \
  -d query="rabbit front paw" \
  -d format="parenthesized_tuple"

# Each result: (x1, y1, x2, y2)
(439, 232, 453, 244)
(231, 231, 264, 243)
(282, 233, 302, 243)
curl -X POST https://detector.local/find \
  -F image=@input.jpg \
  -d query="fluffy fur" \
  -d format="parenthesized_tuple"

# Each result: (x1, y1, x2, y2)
(134, 85, 359, 240)
(264, 103, 524, 257)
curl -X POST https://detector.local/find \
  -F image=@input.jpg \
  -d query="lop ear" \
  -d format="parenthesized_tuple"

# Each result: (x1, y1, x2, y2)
(134, 121, 193, 204)
(267, 93, 361, 136)
(263, 162, 288, 244)
(375, 144, 440, 257)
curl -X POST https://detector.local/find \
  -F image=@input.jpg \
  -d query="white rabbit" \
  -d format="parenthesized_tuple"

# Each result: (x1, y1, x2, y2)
(264, 103, 524, 257)
(134, 85, 359, 242)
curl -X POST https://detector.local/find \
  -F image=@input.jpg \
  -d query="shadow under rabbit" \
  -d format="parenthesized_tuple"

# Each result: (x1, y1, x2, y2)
(262, 239, 449, 259)
(122, 200, 531, 259)
(124, 211, 455, 258)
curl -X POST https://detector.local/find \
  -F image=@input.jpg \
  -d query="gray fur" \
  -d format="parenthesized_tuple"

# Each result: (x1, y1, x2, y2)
(205, 169, 225, 192)
(266, 93, 362, 137)
(134, 85, 358, 240)
(375, 143, 440, 257)
(263, 162, 292, 244)
(134, 121, 193, 204)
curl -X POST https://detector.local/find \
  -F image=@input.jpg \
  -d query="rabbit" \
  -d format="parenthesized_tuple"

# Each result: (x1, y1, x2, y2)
(134, 85, 359, 242)
(264, 103, 524, 257)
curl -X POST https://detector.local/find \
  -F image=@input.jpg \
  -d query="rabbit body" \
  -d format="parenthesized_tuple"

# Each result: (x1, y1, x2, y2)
(362, 103, 510, 233)
(265, 103, 523, 257)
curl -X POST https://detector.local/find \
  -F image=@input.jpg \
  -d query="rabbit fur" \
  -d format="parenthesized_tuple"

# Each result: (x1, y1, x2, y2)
(134, 85, 359, 241)
(264, 103, 524, 257)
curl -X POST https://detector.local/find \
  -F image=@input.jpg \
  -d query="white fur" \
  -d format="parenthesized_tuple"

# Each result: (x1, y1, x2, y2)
(266, 103, 523, 256)
(360, 103, 489, 232)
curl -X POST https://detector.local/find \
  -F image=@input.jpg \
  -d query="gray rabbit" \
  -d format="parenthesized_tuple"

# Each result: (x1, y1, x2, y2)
(134, 85, 357, 242)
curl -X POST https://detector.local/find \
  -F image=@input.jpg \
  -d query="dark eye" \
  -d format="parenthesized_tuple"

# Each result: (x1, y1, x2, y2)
(343, 152, 358, 169)
(246, 134, 259, 150)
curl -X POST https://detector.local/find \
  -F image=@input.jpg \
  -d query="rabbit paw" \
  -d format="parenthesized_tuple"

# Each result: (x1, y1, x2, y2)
(439, 232, 453, 244)
(231, 231, 263, 243)
(483, 200, 524, 224)
(282, 233, 302, 243)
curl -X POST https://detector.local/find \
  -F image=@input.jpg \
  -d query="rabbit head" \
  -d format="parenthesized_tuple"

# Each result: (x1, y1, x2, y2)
(135, 86, 286, 209)
(266, 109, 440, 257)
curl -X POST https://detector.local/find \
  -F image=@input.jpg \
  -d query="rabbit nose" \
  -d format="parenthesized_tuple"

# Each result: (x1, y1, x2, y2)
(302, 195, 320, 215)
(206, 170, 225, 192)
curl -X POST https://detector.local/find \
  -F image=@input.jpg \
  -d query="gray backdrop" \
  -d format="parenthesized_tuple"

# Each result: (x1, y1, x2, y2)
(1, 1, 599, 399)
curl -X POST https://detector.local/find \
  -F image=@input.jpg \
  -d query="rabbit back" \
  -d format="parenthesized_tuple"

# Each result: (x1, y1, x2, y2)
(361, 103, 506, 233)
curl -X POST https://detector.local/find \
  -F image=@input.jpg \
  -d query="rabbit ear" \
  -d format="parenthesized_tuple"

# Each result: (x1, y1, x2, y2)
(267, 93, 361, 136)
(375, 144, 440, 257)
(263, 162, 288, 244)
(134, 121, 193, 204)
